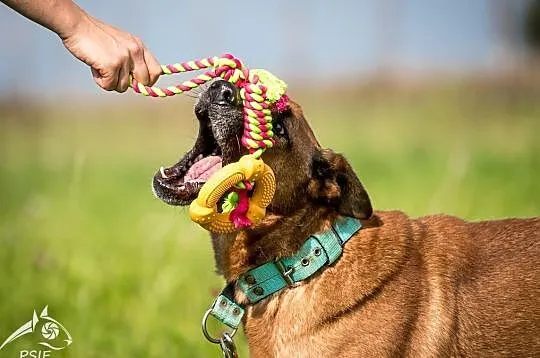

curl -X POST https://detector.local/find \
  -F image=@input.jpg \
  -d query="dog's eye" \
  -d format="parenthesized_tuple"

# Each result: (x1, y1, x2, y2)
(274, 122, 285, 136)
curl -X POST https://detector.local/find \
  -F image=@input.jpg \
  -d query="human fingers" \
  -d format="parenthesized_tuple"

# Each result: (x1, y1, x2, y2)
(92, 66, 119, 91)
(115, 57, 133, 93)
(142, 46, 162, 86)
(128, 37, 150, 86)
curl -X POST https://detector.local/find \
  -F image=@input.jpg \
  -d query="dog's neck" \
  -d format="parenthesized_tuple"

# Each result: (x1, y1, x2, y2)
(210, 206, 338, 281)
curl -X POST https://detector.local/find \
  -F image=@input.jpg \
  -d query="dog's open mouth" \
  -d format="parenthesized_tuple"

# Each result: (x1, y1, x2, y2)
(153, 123, 224, 205)
(152, 80, 243, 206)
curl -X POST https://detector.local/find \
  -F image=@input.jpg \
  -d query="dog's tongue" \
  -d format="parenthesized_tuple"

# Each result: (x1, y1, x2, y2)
(184, 156, 222, 182)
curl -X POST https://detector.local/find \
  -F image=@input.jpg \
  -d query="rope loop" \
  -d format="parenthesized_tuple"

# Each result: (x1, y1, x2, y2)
(130, 53, 287, 158)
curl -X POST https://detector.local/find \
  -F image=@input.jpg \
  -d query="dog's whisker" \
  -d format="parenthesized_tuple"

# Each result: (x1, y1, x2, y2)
(183, 92, 198, 99)
(235, 135, 241, 153)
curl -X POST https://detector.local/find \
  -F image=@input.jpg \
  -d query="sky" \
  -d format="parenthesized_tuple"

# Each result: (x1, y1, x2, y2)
(0, 0, 529, 98)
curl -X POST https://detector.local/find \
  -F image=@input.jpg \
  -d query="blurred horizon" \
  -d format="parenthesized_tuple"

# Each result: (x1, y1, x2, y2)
(0, 0, 538, 101)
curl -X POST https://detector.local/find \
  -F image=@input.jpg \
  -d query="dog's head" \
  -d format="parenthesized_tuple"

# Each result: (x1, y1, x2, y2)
(152, 80, 372, 220)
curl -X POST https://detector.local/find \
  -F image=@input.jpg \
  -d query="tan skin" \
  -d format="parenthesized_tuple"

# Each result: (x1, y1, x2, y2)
(1, 0, 162, 92)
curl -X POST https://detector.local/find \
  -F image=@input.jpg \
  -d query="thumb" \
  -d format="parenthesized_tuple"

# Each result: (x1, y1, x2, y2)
(91, 67, 119, 91)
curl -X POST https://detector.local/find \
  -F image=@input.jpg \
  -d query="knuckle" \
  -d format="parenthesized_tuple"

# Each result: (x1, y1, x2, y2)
(114, 52, 130, 67)
(111, 57, 123, 69)
(128, 40, 142, 55)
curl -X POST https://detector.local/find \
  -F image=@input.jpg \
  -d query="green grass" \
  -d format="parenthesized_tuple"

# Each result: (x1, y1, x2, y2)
(0, 87, 539, 357)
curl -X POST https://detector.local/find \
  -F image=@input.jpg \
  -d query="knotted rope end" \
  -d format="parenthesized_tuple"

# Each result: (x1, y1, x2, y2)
(250, 69, 288, 104)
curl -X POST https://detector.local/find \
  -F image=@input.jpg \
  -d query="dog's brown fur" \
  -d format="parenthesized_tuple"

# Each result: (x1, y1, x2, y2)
(209, 102, 540, 357)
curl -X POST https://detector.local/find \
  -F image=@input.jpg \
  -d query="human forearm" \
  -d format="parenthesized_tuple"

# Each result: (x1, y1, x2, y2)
(1, 0, 88, 39)
(2, 0, 162, 92)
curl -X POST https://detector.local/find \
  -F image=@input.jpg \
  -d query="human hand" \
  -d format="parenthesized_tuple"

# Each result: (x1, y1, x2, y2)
(61, 14, 161, 92)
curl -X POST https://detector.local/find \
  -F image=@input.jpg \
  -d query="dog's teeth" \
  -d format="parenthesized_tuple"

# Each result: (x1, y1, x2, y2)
(160, 166, 169, 179)
(187, 161, 192, 166)
(196, 154, 203, 161)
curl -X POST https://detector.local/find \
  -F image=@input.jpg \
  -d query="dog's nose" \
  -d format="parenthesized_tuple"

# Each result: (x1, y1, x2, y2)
(212, 80, 237, 105)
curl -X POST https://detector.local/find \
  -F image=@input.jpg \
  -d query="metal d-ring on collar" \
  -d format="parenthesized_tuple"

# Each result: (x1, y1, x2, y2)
(201, 313, 238, 358)
(201, 309, 238, 344)
(201, 282, 244, 357)
(201, 312, 239, 357)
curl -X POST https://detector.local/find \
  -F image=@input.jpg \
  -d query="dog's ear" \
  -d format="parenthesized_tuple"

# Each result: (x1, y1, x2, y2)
(309, 149, 373, 219)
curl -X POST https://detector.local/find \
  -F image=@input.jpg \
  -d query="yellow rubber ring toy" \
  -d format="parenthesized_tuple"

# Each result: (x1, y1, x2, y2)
(189, 155, 276, 233)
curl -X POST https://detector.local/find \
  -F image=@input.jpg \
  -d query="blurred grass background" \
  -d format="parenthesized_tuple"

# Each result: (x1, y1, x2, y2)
(2, 1, 540, 356)
(0, 83, 538, 357)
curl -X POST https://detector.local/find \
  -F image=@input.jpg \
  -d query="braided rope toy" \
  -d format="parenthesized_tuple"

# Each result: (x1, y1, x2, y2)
(130, 54, 288, 233)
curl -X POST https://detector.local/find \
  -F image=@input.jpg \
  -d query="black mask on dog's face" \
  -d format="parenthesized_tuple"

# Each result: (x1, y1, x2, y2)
(152, 80, 244, 206)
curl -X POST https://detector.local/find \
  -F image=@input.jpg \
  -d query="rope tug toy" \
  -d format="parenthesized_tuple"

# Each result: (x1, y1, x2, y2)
(131, 54, 289, 233)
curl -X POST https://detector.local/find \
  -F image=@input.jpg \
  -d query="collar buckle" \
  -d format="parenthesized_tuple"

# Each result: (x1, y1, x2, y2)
(275, 259, 294, 286)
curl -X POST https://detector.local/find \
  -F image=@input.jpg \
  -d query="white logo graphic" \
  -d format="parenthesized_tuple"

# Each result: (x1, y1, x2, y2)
(0, 306, 73, 351)
(41, 322, 59, 340)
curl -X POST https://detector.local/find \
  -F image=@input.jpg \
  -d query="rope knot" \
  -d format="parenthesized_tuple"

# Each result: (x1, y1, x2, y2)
(213, 54, 246, 85)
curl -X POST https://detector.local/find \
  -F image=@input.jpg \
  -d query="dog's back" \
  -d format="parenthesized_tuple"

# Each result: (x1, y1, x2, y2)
(241, 212, 539, 357)
(453, 217, 539, 356)
(404, 215, 540, 357)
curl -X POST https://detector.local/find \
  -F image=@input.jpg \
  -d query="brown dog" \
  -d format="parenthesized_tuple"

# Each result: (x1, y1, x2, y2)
(153, 80, 540, 357)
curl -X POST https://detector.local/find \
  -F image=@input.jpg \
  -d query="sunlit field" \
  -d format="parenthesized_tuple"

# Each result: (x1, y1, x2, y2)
(1, 84, 539, 357)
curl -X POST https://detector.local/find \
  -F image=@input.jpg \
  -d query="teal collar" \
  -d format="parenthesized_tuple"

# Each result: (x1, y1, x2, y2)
(203, 216, 362, 335)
